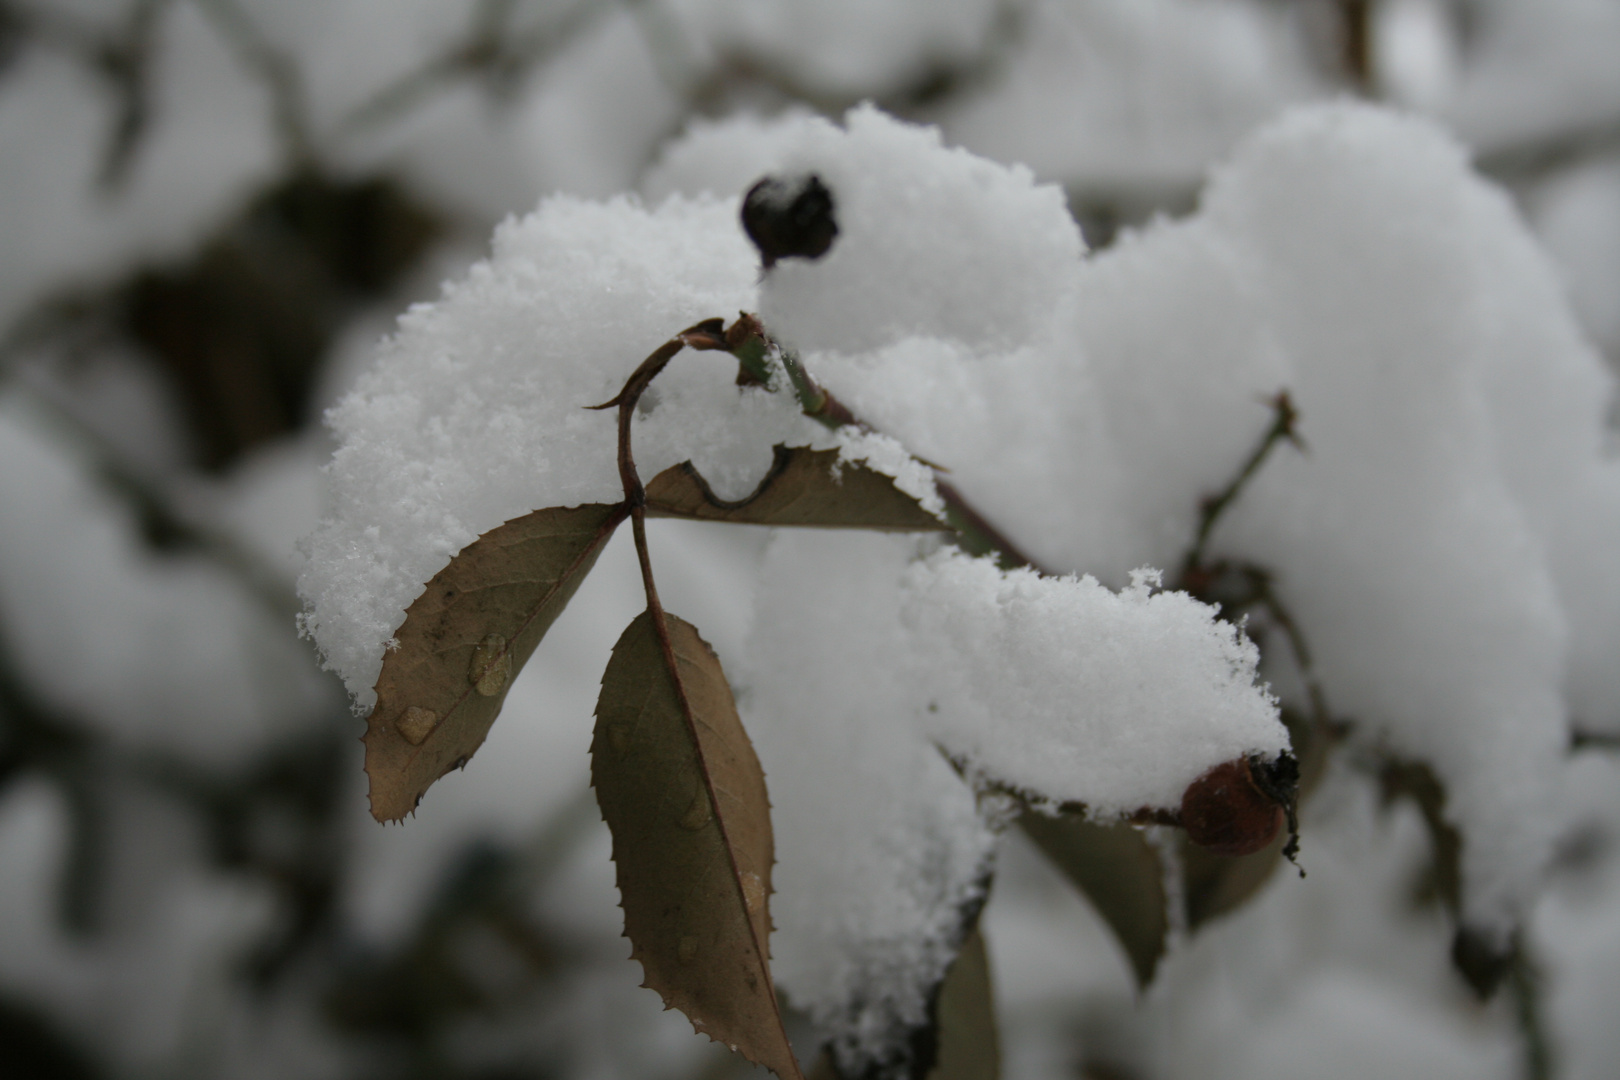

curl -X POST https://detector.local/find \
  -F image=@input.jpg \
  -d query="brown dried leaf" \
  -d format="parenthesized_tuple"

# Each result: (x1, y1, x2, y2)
(592, 610, 802, 1080)
(1378, 756, 1462, 917)
(1378, 756, 1516, 998)
(1019, 814, 1168, 988)
(365, 502, 626, 822)
(925, 927, 1000, 1080)
(645, 445, 945, 531)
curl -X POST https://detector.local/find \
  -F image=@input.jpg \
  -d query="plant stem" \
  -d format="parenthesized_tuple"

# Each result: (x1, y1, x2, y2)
(592, 319, 729, 608)
(1184, 391, 1301, 574)
(1510, 940, 1555, 1080)
(1572, 728, 1620, 751)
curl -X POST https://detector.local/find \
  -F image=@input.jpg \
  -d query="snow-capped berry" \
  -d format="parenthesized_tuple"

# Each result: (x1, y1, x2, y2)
(741, 173, 838, 269)
(1179, 754, 1292, 856)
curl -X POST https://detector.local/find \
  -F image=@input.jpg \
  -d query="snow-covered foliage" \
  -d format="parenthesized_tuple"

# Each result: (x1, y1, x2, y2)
(299, 194, 798, 707)
(299, 95, 1619, 1070)
(644, 101, 1619, 952)
(300, 107, 1299, 1068)
(6, 2, 1620, 1080)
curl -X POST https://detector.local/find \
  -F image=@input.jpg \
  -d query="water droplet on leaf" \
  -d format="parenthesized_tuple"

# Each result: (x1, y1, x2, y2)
(394, 706, 440, 746)
(740, 870, 765, 915)
(468, 633, 511, 696)
(679, 791, 712, 831)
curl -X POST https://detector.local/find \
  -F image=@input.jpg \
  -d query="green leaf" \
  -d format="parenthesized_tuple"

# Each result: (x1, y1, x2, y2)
(1018, 813, 1168, 988)
(592, 610, 802, 1080)
(925, 926, 1000, 1080)
(365, 502, 626, 822)
(645, 445, 945, 532)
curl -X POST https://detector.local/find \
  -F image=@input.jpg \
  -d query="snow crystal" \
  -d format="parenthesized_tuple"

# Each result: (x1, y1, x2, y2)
(835, 428, 946, 519)
(809, 328, 1137, 577)
(904, 553, 1286, 814)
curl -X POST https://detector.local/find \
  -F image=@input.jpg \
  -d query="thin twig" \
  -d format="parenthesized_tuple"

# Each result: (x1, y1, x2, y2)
(1338, 0, 1374, 93)
(4, 0, 173, 190)
(1477, 113, 1620, 184)
(1572, 727, 1620, 751)
(1174, 393, 1327, 722)
(1189, 559, 1333, 731)
(187, 0, 314, 165)
(587, 318, 728, 606)
(1184, 391, 1302, 574)
(96, 0, 167, 190)
(1510, 939, 1555, 1080)
(934, 480, 1042, 570)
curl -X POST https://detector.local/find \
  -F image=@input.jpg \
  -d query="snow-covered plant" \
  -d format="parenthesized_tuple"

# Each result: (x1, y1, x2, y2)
(301, 101, 1620, 1078)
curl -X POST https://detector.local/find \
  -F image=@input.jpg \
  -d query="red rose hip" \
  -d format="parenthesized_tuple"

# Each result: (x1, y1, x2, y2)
(1180, 753, 1298, 857)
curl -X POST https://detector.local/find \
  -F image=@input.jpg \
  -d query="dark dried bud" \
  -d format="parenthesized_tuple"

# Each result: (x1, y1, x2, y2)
(741, 173, 838, 269)
(1180, 752, 1299, 857)
(1249, 750, 1300, 807)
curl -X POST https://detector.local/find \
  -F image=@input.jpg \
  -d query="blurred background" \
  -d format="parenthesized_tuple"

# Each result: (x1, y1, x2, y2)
(1, 2, 1619, 1078)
